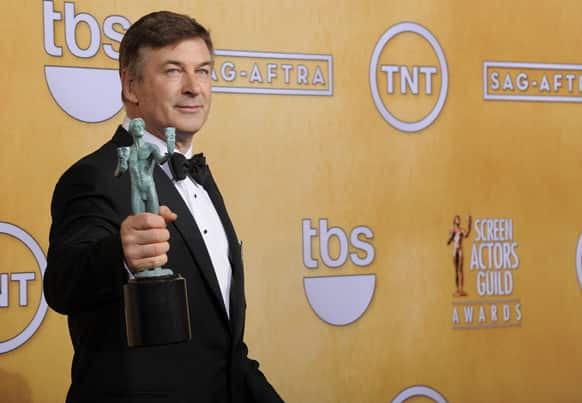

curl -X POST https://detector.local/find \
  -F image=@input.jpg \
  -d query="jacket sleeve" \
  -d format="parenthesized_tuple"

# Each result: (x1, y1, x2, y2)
(44, 160, 129, 315)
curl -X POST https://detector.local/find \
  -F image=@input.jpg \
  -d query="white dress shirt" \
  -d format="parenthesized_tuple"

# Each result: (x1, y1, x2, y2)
(122, 117, 232, 317)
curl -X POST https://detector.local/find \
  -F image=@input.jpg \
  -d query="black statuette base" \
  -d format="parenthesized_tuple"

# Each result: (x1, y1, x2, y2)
(123, 274, 191, 347)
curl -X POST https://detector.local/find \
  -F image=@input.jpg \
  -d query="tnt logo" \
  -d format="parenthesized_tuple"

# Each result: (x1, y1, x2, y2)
(302, 219, 376, 326)
(0, 273, 35, 308)
(0, 223, 48, 354)
(369, 22, 448, 133)
(43, 1, 130, 123)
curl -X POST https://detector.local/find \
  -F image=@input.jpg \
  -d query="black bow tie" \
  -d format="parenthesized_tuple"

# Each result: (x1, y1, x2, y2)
(168, 152, 209, 186)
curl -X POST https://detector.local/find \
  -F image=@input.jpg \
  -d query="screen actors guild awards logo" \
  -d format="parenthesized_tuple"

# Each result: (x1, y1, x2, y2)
(450, 216, 522, 330)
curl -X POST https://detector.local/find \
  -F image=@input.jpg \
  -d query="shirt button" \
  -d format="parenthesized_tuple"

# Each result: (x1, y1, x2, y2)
(203, 229, 208, 234)
(194, 193, 197, 198)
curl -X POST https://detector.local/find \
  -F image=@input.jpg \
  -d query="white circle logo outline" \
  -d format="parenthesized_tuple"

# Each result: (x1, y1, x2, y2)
(0, 222, 48, 354)
(369, 22, 449, 133)
(392, 385, 447, 403)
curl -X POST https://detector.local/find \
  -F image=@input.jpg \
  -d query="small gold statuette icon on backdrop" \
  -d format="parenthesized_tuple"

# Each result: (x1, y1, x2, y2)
(447, 215, 471, 297)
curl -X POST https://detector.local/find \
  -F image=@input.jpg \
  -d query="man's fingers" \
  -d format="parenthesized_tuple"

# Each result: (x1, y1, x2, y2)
(130, 254, 169, 272)
(120, 222, 170, 246)
(124, 241, 170, 260)
(129, 228, 170, 245)
(123, 241, 170, 272)
(159, 205, 177, 223)
(120, 210, 175, 272)
(126, 213, 167, 230)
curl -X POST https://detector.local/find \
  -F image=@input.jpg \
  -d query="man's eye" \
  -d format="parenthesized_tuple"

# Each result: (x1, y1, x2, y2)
(196, 68, 210, 75)
(166, 68, 181, 75)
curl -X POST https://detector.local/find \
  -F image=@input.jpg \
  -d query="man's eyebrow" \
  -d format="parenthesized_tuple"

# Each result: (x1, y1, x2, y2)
(197, 60, 213, 68)
(162, 60, 213, 67)
(162, 60, 184, 67)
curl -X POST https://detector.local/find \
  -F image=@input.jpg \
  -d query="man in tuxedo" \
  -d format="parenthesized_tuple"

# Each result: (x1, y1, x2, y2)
(44, 11, 283, 403)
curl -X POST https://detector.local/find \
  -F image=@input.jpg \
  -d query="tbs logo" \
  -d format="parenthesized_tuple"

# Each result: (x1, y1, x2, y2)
(43, 1, 130, 123)
(302, 219, 376, 326)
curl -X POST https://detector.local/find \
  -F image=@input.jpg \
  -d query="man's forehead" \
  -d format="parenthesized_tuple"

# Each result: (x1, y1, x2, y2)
(141, 38, 211, 58)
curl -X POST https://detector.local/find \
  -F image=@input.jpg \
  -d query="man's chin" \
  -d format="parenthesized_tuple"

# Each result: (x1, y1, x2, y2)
(173, 126, 201, 138)
(164, 116, 207, 137)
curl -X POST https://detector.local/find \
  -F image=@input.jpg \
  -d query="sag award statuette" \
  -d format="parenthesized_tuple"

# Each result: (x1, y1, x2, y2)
(116, 118, 191, 347)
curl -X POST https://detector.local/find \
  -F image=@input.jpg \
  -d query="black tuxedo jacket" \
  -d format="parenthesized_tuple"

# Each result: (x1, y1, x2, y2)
(44, 127, 282, 403)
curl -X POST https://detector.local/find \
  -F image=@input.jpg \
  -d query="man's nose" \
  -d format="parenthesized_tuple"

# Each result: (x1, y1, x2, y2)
(182, 71, 200, 95)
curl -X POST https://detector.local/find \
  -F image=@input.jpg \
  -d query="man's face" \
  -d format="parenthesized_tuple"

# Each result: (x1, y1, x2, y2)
(124, 37, 212, 139)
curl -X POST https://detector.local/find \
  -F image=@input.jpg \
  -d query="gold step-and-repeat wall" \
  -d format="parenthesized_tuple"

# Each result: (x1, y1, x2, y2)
(2, 0, 582, 402)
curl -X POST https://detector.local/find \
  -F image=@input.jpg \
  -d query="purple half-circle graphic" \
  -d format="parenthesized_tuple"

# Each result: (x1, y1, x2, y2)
(44, 65, 123, 123)
(576, 232, 582, 289)
(303, 274, 375, 326)
(392, 385, 447, 403)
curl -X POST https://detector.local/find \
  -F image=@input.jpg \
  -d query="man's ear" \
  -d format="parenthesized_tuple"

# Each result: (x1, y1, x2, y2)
(121, 70, 139, 104)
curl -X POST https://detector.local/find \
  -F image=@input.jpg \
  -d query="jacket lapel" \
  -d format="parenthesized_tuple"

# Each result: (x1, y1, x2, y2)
(204, 169, 245, 342)
(155, 169, 231, 321)
(112, 125, 133, 147)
